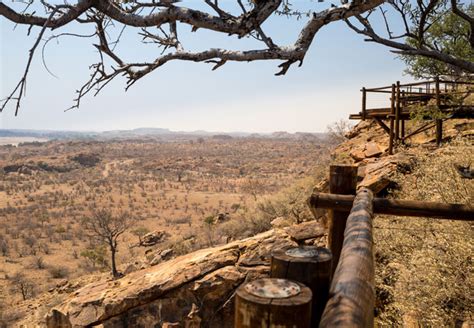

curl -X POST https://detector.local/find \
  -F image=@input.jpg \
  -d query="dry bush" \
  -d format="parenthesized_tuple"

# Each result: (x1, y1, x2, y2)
(80, 245, 109, 271)
(326, 119, 354, 145)
(9, 273, 35, 301)
(219, 167, 327, 241)
(374, 139, 473, 326)
(48, 266, 69, 279)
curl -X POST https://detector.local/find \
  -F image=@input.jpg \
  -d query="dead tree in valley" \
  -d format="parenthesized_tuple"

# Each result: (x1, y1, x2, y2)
(82, 209, 135, 278)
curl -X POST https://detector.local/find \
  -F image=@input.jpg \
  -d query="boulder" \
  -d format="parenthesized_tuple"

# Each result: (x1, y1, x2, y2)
(349, 142, 383, 162)
(350, 148, 366, 162)
(284, 220, 325, 243)
(149, 248, 174, 266)
(270, 217, 291, 228)
(461, 129, 474, 137)
(140, 230, 170, 246)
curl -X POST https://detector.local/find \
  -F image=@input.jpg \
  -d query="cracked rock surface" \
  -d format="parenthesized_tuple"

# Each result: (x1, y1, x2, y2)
(44, 225, 323, 328)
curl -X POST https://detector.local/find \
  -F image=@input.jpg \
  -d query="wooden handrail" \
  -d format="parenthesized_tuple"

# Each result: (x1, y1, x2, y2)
(363, 79, 474, 93)
(319, 188, 375, 328)
(308, 192, 474, 221)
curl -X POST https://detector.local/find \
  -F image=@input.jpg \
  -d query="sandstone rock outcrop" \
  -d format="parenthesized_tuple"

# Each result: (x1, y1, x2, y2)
(43, 224, 323, 328)
(358, 153, 415, 193)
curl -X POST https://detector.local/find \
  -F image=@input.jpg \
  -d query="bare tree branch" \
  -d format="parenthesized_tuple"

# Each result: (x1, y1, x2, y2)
(1, 0, 386, 114)
(345, 1, 474, 74)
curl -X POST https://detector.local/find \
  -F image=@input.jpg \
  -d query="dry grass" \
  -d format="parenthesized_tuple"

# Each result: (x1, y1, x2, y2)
(374, 138, 473, 326)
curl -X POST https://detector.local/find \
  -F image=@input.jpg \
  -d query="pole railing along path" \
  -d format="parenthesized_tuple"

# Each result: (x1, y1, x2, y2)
(235, 164, 473, 327)
(319, 187, 375, 328)
(309, 165, 473, 327)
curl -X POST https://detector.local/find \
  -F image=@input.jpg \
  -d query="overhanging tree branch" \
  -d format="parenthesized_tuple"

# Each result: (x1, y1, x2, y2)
(345, 0, 474, 75)
(1, 0, 385, 114)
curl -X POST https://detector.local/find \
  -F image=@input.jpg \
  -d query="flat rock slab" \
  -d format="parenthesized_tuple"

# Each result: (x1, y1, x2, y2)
(358, 153, 415, 193)
(45, 228, 302, 328)
(364, 142, 383, 158)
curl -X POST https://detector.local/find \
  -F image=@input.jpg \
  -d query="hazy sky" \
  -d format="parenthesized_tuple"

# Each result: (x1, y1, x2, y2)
(1, 1, 411, 133)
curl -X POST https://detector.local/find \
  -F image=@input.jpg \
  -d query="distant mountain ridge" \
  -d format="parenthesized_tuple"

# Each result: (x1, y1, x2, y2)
(0, 128, 326, 141)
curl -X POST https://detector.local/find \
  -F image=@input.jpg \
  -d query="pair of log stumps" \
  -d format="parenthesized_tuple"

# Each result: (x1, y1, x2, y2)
(234, 246, 333, 327)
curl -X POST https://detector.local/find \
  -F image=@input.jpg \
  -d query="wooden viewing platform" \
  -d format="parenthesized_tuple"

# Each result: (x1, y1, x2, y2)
(350, 78, 474, 154)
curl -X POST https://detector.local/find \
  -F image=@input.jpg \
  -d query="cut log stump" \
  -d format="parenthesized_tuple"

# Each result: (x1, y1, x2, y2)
(271, 246, 332, 326)
(234, 278, 312, 328)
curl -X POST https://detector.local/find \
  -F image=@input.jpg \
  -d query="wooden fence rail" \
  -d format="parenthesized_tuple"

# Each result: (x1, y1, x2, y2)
(309, 192, 474, 221)
(319, 188, 375, 328)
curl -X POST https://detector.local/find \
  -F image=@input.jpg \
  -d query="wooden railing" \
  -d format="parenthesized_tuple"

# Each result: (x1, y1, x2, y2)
(350, 78, 474, 154)
(319, 187, 375, 328)
(234, 165, 473, 328)
(308, 165, 473, 327)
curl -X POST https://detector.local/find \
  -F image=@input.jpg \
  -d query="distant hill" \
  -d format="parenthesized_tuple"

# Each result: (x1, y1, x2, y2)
(0, 128, 326, 141)
(0, 129, 98, 139)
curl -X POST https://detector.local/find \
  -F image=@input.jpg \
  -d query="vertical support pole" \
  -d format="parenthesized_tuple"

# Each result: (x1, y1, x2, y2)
(435, 76, 442, 146)
(389, 84, 396, 155)
(328, 165, 357, 275)
(362, 87, 367, 120)
(401, 119, 405, 141)
(401, 89, 406, 142)
(395, 81, 401, 141)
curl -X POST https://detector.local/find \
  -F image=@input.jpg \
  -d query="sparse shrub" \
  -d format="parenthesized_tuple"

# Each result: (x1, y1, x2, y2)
(131, 226, 150, 245)
(0, 237, 9, 257)
(33, 256, 45, 270)
(80, 245, 109, 269)
(9, 273, 35, 301)
(326, 119, 353, 145)
(48, 266, 69, 279)
(174, 217, 192, 225)
(230, 203, 241, 212)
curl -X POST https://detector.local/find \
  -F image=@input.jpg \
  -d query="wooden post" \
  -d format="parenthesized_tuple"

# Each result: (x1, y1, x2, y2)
(401, 119, 405, 141)
(234, 278, 312, 328)
(362, 87, 367, 120)
(395, 81, 401, 140)
(401, 89, 406, 142)
(435, 76, 443, 146)
(320, 188, 375, 328)
(328, 165, 357, 275)
(388, 84, 396, 155)
(271, 246, 332, 326)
